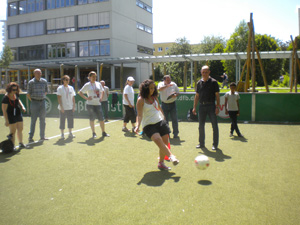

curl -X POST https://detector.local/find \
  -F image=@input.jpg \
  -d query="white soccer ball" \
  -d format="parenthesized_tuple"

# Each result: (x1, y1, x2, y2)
(195, 155, 210, 170)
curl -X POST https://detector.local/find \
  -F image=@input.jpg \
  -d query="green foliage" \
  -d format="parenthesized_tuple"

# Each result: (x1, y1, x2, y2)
(279, 74, 289, 87)
(0, 44, 14, 69)
(210, 43, 225, 81)
(223, 20, 249, 82)
(271, 79, 279, 87)
(192, 35, 226, 54)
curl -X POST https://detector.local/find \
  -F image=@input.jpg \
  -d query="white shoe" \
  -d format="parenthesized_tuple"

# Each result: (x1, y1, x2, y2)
(169, 155, 179, 166)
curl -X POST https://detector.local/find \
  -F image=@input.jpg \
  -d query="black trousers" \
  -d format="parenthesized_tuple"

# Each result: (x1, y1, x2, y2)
(228, 111, 241, 135)
(59, 110, 74, 130)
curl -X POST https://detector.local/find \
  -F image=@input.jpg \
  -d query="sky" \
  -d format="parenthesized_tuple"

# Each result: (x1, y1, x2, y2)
(0, 0, 299, 52)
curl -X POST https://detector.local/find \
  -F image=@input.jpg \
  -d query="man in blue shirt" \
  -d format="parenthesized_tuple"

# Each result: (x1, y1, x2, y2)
(27, 69, 48, 142)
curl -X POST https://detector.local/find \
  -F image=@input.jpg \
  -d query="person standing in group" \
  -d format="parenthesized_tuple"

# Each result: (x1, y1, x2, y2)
(225, 82, 243, 138)
(122, 76, 136, 132)
(193, 65, 220, 150)
(157, 75, 180, 138)
(100, 80, 109, 122)
(221, 72, 229, 89)
(57, 75, 76, 140)
(1, 82, 27, 150)
(78, 71, 110, 138)
(27, 68, 49, 143)
(135, 79, 179, 170)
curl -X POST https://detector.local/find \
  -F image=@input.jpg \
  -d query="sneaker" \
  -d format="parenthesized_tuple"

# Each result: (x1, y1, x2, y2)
(132, 127, 136, 133)
(105, 119, 109, 122)
(92, 132, 97, 139)
(229, 133, 233, 137)
(13, 147, 19, 152)
(158, 162, 171, 170)
(212, 146, 217, 150)
(169, 155, 179, 166)
(19, 143, 28, 149)
(69, 133, 75, 138)
(60, 134, 65, 140)
(28, 138, 34, 143)
(122, 127, 129, 132)
(238, 134, 244, 138)
(102, 132, 110, 137)
(39, 137, 49, 141)
(173, 135, 179, 139)
(196, 144, 205, 149)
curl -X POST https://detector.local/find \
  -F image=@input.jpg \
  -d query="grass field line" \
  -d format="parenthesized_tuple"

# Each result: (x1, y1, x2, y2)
(25, 119, 121, 146)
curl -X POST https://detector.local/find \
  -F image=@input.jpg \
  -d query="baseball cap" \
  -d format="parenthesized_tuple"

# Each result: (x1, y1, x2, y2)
(127, 76, 135, 81)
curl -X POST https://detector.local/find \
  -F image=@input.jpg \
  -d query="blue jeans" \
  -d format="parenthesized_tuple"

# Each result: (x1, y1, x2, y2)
(29, 100, 46, 139)
(101, 101, 109, 120)
(198, 104, 219, 147)
(161, 102, 179, 136)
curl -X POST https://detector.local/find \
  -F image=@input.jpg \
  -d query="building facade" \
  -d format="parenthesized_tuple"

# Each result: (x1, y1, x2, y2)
(5, 0, 153, 89)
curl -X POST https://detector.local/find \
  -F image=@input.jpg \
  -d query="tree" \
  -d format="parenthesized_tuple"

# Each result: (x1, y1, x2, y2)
(166, 37, 192, 86)
(223, 20, 249, 82)
(283, 36, 300, 84)
(0, 44, 14, 69)
(255, 34, 283, 85)
(192, 35, 226, 54)
(209, 43, 225, 81)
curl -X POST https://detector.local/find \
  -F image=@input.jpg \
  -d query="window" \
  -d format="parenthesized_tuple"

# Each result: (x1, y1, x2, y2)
(78, 12, 109, 31)
(79, 39, 110, 57)
(56, 0, 64, 8)
(47, 16, 75, 34)
(27, 0, 36, 13)
(19, 45, 45, 61)
(19, 1, 27, 14)
(158, 47, 163, 52)
(9, 2, 18, 16)
(47, 0, 56, 9)
(137, 45, 153, 55)
(9, 25, 18, 39)
(137, 22, 152, 34)
(136, 0, 152, 13)
(19, 21, 45, 37)
(66, 42, 75, 57)
(48, 42, 75, 58)
(66, 0, 75, 7)
(36, 0, 44, 11)
(78, 0, 88, 4)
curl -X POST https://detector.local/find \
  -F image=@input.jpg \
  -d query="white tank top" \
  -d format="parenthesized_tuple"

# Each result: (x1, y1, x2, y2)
(142, 98, 163, 128)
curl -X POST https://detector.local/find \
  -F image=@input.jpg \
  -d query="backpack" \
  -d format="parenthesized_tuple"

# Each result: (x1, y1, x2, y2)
(187, 108, 198, 122)
(0, 135, 14, 154)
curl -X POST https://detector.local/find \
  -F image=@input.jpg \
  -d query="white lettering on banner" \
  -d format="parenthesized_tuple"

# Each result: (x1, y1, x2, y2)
(176, 95, 195, 101)
(75, 100, 122, 114)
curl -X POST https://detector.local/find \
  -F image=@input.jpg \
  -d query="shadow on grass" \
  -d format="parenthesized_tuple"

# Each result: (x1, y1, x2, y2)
(137, 171, 181, 186)
(53, 137, 75, 146)
(26, 141, 44, 149)
(124, 132, 137, 138)
(0, 151, 19, 163)
(78, 137, 104, 146)
(170, 137, 185, 146)
(231, 136, 248, 143)
(198, 180, 212, 186)
(199, 147, 231, 162)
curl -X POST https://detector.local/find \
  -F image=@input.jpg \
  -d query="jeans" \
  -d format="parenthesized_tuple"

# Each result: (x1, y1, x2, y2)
(228, 111, 241, 135)
(198, 104, 219, 147)
(161, 102, 179, 136)
(101, 101, 109, 120)
(59, 110, 74, 130)
(29, 100, 46, 139)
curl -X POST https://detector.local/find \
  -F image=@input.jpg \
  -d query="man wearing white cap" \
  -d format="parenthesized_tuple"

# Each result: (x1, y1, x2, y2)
(122, 76, 136, 132)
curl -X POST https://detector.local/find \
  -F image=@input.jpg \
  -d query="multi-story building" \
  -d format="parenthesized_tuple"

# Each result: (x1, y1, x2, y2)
(153, 42, 174, 56)
(5, 0, 153, 89)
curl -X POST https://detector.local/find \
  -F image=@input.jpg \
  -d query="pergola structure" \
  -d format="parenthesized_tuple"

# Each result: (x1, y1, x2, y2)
(1, 50, 299, 91)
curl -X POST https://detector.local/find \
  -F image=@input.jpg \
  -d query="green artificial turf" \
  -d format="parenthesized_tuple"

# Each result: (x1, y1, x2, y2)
(0, 117, 300, 224)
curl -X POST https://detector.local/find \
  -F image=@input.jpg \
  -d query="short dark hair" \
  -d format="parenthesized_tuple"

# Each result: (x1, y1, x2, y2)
(230, 82, 236, 87)
(139, 79, 158, 99)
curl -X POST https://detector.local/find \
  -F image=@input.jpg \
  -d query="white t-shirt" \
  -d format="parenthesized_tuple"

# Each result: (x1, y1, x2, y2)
(225, 91, 240, 111)
(142, 98, 163, 128)
(157, 81, 179, 103)
(102, 86, 109, 102)
(80, 81, 104, 105)
(123, 85, 134, 105)
(57, 85, 76, 110)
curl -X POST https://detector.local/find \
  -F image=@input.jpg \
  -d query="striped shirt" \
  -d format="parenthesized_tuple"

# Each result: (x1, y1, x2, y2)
(27, 77, 48, 100)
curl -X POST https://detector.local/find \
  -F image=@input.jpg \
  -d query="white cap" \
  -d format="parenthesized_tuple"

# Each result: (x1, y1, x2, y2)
(127, 76, 135, 81)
